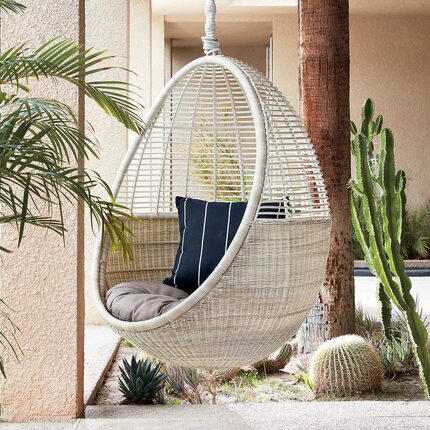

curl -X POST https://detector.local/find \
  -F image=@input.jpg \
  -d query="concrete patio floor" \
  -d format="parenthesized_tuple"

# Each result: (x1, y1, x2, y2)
(3, 401, 430, 429)
(4, 276, 428, 429)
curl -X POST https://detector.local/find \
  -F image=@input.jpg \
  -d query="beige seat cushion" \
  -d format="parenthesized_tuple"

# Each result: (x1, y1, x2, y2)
(105, 281, 189, 322)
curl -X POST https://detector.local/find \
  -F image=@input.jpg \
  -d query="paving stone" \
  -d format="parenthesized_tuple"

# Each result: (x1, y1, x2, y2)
(229, 401, 430, 430)
(82, 405, 249, 429)
(3, 401, 430, 430)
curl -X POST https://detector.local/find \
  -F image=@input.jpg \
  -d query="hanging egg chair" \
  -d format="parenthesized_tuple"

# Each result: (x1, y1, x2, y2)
(92, 0, 331, 369)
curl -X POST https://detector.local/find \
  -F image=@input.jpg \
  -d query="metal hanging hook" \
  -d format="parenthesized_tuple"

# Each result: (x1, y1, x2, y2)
(201, 0, 222, 56)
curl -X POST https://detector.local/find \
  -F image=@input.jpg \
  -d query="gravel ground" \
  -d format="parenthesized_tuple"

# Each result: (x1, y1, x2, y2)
(95, 343, 425, 406)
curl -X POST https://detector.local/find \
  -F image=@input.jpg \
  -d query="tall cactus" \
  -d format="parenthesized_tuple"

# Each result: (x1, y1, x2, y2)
(351, 100, 392, 339)
(350, 99, 430, 397)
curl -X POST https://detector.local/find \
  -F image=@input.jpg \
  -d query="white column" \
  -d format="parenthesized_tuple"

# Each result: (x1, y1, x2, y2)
(129, 0, 153, 109)
(84, 0, 131, 325)
(272, 15, 299, 111)
(128, 0, 153, 210)
(151, 14, 166, 103)
(0, 0, 85, 421)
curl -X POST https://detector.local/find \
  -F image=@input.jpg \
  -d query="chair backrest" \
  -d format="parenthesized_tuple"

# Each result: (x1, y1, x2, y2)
(100, 216, 179, 294)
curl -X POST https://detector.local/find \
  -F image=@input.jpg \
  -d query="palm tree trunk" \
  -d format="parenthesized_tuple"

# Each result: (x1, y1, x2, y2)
(297, 0, 355, 351)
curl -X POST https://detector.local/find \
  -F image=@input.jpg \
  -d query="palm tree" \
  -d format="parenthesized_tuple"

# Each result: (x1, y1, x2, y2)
(0, 0, 144, 375)
(298, 0, 355, 350)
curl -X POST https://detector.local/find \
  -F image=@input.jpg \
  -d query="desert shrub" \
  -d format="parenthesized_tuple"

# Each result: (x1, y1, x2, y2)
(355, 306, 429, 377)
(165, 365, 204, 404)
(402, 203, 430, 259)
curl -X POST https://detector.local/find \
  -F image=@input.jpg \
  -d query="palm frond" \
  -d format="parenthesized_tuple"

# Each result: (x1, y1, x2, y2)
(0, 299, 22, 377)
(0, 0, 26, 13)
(0, 95, 134, 257)
(0, 96, 97, 163)
(1, 165, 133, 258)
(0, 39, 144, 133)
(413, 236, 430, 259)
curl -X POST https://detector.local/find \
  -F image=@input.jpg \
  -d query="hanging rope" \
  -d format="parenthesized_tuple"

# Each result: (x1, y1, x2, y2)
(202, 0, 222, 56)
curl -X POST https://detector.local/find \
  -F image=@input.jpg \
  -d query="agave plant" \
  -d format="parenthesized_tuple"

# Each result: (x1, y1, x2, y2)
(118, 356, 166, 404)
(0, 0, 144, 376)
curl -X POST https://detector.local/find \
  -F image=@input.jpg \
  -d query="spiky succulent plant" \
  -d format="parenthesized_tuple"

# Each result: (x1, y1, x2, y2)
(309, 335, 383, 397)
(118, 356, 166, 404)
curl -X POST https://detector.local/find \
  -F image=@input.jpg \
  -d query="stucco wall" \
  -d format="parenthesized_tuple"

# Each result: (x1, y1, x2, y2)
(85, 0, 153, 325)
(350, 15, 430, 209)
(272, 14, 430, 210)
(0, 0, 85, 421)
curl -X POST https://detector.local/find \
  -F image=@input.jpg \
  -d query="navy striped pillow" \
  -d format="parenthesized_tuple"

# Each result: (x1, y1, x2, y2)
(163, 196, 286, 294)
(163, 197, 247, 294)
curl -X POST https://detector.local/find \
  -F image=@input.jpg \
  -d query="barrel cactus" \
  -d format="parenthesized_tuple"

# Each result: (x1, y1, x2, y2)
(309, 335, 383, 397)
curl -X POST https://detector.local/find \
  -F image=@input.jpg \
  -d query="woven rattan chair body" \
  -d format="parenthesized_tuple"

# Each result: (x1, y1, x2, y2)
(91, 54, 331, 369)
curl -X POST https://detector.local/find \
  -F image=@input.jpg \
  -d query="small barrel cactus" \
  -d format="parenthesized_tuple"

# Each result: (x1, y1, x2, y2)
(309, 335, 383, 397)
(254, 343, 293, 374)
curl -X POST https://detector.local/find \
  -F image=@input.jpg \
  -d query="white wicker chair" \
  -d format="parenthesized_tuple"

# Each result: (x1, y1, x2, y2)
(91, 0, 331, 369)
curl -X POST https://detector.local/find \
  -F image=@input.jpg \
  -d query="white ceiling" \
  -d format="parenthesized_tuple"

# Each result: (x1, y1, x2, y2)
(154, 0, 292, 18)
(153, 0, 430, 17)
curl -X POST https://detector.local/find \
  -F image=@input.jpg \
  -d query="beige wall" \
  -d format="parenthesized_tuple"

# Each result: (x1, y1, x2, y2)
(171, 45, 267, 77)
(0, 0, 85, 421)
(130, 0, 152, 107)
(272, 14, 430, 210)
(350, 15, 430, 209)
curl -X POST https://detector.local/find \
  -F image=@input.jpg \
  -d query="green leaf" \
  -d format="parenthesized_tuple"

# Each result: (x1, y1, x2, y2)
(413, 236, 430, 259)
(0, 359, 6, 378)
(17, 174, 30, 246)
(0, 0, 26, 14)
